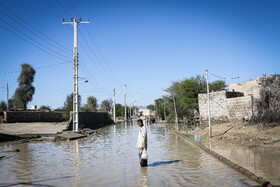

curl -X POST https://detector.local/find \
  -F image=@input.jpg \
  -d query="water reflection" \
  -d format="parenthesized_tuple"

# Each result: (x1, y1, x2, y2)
(70, 140, 81, 187)
(207, 142, 280, 185)
(137, 167, 148, 187)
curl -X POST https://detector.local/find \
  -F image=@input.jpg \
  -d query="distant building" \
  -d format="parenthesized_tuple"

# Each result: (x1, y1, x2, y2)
(138, 108, 151, 116)
(30, 105, 37, 110)
(198, 76, 263, 124)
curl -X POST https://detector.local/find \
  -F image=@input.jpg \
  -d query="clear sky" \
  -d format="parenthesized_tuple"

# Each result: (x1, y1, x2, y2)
(0, 0, 279, 109)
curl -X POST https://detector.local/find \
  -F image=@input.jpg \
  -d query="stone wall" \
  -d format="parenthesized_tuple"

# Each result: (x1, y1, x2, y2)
(4, 111, 64, 123)
(199, 91, 253, 124)
(67, 112, 114, 130)
(229, 79, 261, 99)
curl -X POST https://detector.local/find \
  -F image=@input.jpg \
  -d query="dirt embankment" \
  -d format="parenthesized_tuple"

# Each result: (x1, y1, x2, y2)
(185, 122, 280, 148)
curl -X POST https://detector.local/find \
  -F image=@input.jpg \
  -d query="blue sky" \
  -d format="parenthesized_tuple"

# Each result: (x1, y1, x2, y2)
(0, 0, 279, 109)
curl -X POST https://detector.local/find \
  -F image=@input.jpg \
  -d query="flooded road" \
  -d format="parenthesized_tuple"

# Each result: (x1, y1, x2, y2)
(0, 122, 259, 186)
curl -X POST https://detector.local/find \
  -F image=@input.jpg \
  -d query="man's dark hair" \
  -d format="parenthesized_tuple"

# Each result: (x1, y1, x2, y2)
(137, 119, 143, 125)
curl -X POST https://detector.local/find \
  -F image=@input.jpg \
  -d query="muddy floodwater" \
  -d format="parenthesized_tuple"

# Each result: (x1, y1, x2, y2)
(0, 122, 260, 186)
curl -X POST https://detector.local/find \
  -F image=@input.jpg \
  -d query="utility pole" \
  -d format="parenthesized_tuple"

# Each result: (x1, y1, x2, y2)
(1, 83, 9, 110)
(63, 18, 89, 132)
(124, 84, 127, 121)
(129, 100, 132, 120)
(132, 97, 134, 118)
(113, 88, 116, 123)
(173, 95, 178, 129)
(164, 100, 166, 121)
(6, 83, 8, 110)
(206, 69, 212, 138)
(134, 101, 137, 117)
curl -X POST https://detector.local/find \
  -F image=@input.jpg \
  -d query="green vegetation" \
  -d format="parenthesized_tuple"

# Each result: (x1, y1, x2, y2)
(100, 99, 112, 112)
(154, 75, 226, 123)
(12, 64, 36, 110)
(0, 101, 7, 111)
(40, 105, 51, 110)
(81, 96, 98, 112)
(62, 93, 81, 119)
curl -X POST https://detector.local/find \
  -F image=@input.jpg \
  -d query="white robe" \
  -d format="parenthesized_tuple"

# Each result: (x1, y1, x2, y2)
(137, 125, 147, 149)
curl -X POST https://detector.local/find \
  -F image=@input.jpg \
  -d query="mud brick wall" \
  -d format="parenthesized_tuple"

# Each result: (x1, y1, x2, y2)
(67, 112, 114, 130)
(199, 91, 253, 124)
(4, 111, 64, 123)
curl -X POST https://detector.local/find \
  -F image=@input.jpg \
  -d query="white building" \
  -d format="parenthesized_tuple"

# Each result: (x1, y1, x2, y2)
(138, 108, 151, 116)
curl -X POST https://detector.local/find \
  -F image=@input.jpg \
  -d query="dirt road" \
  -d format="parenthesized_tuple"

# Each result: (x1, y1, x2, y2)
(0, 122, 67, 135)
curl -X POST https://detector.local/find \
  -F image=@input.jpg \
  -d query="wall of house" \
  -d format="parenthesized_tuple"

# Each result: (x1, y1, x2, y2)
(198, 91, 253, 124)
(229, 79, 261, 99)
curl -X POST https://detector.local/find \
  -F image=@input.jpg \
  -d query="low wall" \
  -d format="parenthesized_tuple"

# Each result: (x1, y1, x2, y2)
(67, 112, 114, 131)
(199, 91, 253, 124)
(4, 111, 64, 123)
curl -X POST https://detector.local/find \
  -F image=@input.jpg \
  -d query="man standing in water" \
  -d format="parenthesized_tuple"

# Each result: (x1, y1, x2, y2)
(137, 119, 147, 166)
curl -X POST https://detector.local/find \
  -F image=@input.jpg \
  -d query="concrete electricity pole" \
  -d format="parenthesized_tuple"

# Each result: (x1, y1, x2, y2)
(131, 97, 134, 118)
(206, 69, 212, 138)
(113, 88, 116, 123)
(1, 83, 8, 110)
(173, 95, 178, 129)
(124, 84, 127, 121)
(63, 18, 89, 132)
(164, 100, 166, 121)
(129, 97, 132, 120)
(6, 83, 8, 110)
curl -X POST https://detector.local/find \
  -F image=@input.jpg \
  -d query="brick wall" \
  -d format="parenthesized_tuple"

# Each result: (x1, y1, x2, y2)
(198, 91, 253, 124)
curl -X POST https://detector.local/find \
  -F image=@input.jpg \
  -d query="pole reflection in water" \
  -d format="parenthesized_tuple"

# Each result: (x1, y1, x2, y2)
(138, 167, 148, 187)
(70, 140, 81, 187)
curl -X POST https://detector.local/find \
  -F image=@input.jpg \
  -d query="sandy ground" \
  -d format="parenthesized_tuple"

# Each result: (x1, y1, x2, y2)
(0, 122, 68, 135)
(184, 122, 280, 148)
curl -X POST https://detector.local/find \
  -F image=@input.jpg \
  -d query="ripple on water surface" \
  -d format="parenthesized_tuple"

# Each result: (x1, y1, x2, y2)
(0, 123, 260, 186)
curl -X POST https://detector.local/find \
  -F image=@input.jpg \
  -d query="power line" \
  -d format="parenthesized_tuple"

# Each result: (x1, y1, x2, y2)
(66, 0, 123, 84)
(79, 29, 117, 83)
(55, 0, 72, 17)
(0, 17, 71, 60)
(0, 61, 72, 75)
(0, 3, 72, 55)
(83, 26, 123, 84)
(0, 23, 70, 61)
(208, 71, 240, 80)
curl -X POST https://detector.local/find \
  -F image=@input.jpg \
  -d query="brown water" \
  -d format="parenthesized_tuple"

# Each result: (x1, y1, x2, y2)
(205, 140, 280, 185)
(0, 122, 260, 186)
(167, 122, 280, 185)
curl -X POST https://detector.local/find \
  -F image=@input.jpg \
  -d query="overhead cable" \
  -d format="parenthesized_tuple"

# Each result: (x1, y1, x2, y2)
(0, 17, 71, 60)
(0, 4, 72, 55)
(0, 61, 72, 75)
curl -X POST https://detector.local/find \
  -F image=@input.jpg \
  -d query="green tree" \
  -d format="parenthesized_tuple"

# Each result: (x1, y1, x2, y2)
(8, 98, 15, 109)
(146, 104, 155, 111)
(115, 103, 124, 117)
(100, 99, 112, 112)
(62, 93, 81, 119)
(0, 101, 7, 111)
(13, 63, 36, 109)
(40, 105, 51, 110)
(81, 96, 98, 112)
(164, 75, 226, 121)
(155, 98, 165, 119)
(209, 80, 227, 92)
